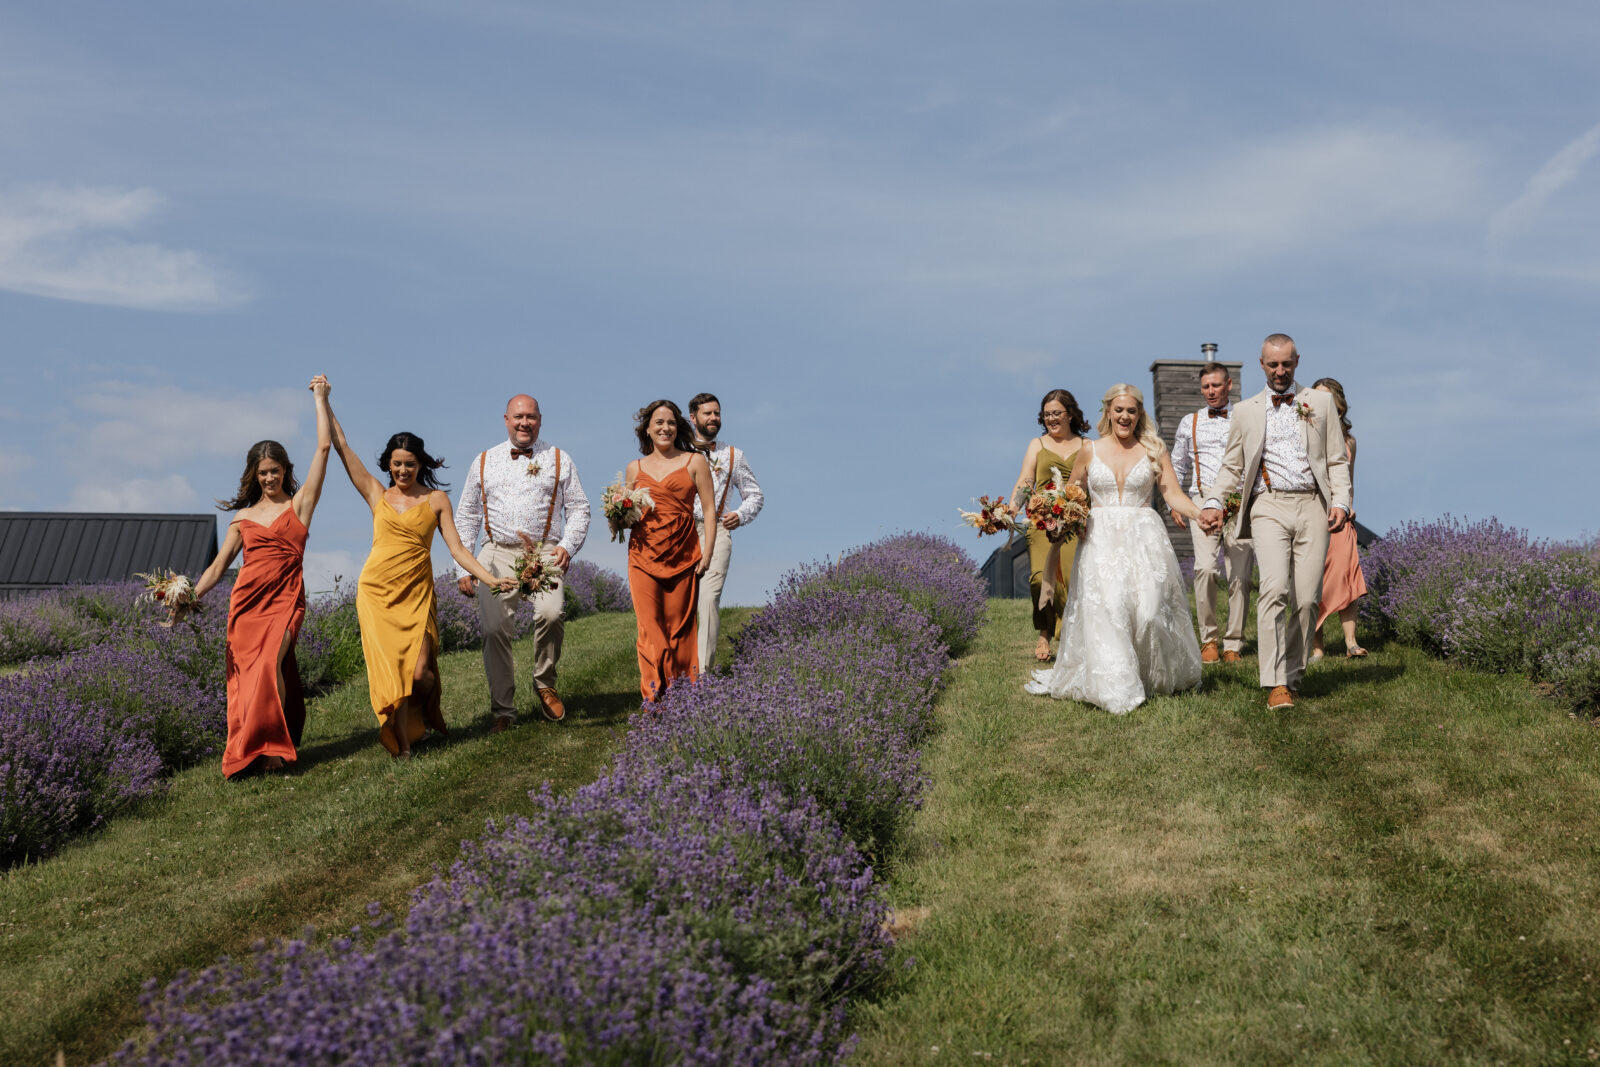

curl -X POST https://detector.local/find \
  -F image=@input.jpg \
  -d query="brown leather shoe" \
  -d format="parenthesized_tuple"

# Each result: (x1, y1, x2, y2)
(1266, 685, 1295, 710)
(1221, 650, 1242, 663)
(489, 717, 511, 735)
(538, 687, 565, 722)
(1200, 642, 1220, 663)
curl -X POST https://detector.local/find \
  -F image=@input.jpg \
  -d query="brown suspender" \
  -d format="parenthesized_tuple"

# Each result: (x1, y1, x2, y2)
(714, 446, 736, 519)
(480, 447, 562, 544)
(1190, 413, 1204, 498)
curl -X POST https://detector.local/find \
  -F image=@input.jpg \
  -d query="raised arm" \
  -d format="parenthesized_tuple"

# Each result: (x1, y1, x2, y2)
(327, 400, 385, 509)
(689, 454, 717, 575)
(432, 492, 516, 592)
(293, 375, 334, 528)
(193, 521, 245, 603)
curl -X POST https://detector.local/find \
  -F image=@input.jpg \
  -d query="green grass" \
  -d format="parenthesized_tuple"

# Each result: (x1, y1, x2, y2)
(855, 600, 1600, 1066)
(1, 606, 755, 1067)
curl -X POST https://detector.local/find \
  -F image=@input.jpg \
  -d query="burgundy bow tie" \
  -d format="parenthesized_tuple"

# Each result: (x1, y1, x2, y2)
(510, 448, 533, 460)
(1207, 408, 1228, 418)
(1271, 393, 1296, 408)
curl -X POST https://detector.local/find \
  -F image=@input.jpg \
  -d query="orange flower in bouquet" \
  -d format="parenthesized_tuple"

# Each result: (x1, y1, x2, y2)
(957, 494, 1019, 537)
(1025, 466, 1090, 544)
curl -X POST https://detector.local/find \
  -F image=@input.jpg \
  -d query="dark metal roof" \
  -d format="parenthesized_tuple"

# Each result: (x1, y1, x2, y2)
(0, 513, 218, 597)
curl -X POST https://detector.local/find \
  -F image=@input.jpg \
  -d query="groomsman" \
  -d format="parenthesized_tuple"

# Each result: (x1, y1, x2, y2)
(1170, 363, 1254, 664)
(1200, 335, 1351, 710)
(455, 394, 591, 731)
(688, 392, 764, 669)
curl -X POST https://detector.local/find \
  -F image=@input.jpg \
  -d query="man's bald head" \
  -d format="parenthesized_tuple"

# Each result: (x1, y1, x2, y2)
(505, 395, 542, 448)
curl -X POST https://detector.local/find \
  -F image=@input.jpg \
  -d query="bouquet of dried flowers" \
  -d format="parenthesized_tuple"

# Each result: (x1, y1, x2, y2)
(1026, 467, 1090, 544)
(135, 568, 201, 626)
(500, 532, 562, 599)
(602, 473, 654, 542)
(1222, 491, 1243, 535)
(957, 494, 1019, 537)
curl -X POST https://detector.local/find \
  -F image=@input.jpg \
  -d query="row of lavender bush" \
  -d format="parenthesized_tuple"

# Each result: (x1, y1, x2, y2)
(0, 560, 631, 867)
(113, 533, 986, 1065)
(1362, 516, 1600, 708)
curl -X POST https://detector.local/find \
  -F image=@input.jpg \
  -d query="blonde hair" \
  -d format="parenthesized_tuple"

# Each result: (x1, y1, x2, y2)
(1097, 384, 1166, 464)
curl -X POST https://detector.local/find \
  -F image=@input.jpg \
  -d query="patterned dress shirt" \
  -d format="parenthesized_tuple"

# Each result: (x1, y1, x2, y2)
(691, 442, 764, 526)
(1255, 387, 1316, 494)
(453, 439, 591, 576)
(1171, 403, 1233, 499)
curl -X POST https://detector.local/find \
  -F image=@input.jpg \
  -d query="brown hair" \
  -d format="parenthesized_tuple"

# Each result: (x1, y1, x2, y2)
(217, 441, 298, 511)
(688, 392, 720, 415)
(634, 399, 700, 456)
(1037, 389, 1090, 436)
(1197, 363, 1231, 383)
(1312, 377, 1352, 437)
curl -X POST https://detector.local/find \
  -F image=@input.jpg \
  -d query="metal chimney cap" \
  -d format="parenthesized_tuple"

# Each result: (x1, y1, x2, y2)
(1201, 342, 1218, 361)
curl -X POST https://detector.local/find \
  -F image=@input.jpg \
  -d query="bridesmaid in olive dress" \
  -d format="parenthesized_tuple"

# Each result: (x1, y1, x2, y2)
(1012, 389, 1090, 662)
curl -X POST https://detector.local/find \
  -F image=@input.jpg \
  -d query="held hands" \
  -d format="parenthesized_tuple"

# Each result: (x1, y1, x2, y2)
(309, 374, 330, 398)
(457, 574, 476, 597)
(490, 575, 518, 595)
(1199, 507, 1225, 535)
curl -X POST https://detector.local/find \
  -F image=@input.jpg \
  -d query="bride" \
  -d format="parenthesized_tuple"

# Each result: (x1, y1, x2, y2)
(1025, 384, 1204, 714)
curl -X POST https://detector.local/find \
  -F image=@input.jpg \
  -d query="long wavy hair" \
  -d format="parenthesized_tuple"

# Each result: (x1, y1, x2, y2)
(1037, 388, 1091, 436)
(1312, 377, 1352, 438)
(634, 399, 700, 456)
(377, 432, 448, 490)
(217, 440, 298, 511)
(1097, 384, 1166, 464)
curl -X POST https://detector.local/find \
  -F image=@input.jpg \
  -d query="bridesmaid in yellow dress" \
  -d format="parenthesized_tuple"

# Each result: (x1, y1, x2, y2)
(329, 406, 514, 758)
(1011, 389, 1090, 662)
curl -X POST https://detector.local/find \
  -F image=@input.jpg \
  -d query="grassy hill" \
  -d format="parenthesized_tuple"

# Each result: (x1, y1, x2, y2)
(855, 600, 1600, 1065)
(0, 608, 752, 1067)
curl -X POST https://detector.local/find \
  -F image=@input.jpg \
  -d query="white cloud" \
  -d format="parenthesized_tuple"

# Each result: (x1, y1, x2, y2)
(0, 185, 245, 310)
(70, 473, 198, 511)
(1487, 119, 1600, 248)
(75, 381, 307, 469)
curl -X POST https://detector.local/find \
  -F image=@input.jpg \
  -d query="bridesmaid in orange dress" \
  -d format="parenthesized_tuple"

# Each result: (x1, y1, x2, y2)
(192, 375, 333, 778)
(328, 405, 515, 758)
(626, 399, 716, 702)
(1311, 377, 1368, 660)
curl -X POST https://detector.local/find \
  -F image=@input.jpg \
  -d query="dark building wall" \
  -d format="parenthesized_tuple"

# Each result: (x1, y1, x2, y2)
(0, 513, 218, 599)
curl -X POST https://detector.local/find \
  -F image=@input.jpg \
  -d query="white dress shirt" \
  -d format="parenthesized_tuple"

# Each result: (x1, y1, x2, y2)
(692, 442, 764, 526)
(1256, 386, 1316, 494)
(1171, 403, 1233, 499)
(454, 440, 590, 575)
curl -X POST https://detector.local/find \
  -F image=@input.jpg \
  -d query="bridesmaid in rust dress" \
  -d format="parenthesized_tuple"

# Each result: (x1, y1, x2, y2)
(626, 399, 716, 702)
(192, 375, 333, 778)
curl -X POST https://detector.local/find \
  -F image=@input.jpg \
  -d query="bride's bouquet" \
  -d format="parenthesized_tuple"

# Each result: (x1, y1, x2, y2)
(500, 532, 562, 600)
(1221, 491, 1242, 535)
(1026, 467, 1090, 544)
(135, 568, 201, 626)
(602, 473, 654, 542)
(957, 494, 1019, 537)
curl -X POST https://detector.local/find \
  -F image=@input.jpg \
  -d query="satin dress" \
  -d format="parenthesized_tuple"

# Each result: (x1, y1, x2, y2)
(357, 498, 447, 754)
(628, 463, 702, 701)
(1026, 443, 1080, 638)
(222, 509, 308, 778)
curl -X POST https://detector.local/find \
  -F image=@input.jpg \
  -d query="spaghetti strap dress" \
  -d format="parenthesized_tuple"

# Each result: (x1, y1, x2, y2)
(357, 498, 446, 754)
(222, 509, 308, 778)
(1027, 443, 1080, 638)
(628, 463, 702, 701)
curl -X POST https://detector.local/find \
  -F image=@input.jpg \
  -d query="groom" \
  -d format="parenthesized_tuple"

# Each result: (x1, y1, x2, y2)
(1199, 334, 1351, 710)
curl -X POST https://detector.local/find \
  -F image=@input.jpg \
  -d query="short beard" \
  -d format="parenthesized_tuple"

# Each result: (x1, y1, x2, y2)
(694, 421, 718, 443)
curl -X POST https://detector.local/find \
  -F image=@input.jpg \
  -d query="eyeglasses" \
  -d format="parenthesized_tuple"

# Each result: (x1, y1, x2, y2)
(1041, 411, 1067, 420)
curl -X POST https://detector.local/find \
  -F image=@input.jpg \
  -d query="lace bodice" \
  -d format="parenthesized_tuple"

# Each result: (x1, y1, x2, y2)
(1085, 443, 1157, 509)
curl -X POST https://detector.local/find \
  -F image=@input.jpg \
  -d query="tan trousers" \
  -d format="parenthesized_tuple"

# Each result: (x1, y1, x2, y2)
(1249, 492, 1330, 690)
(474, 541, 565, 719)
(695, 519, 733, 669)
(1188, 518, 1254, 652)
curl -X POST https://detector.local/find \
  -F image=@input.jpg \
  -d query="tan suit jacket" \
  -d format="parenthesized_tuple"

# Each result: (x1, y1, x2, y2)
(1206, 385, 1352, 540)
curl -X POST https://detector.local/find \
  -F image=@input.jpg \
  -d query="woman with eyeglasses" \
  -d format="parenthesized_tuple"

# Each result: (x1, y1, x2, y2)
(1011, 389, 1091, 662)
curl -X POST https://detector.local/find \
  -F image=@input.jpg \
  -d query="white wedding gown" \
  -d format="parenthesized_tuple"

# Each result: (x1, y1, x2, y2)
(1025, 442, 1202, 714)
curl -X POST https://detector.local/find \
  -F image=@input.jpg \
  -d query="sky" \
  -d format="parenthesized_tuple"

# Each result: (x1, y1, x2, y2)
(3, 1, 1597, 603)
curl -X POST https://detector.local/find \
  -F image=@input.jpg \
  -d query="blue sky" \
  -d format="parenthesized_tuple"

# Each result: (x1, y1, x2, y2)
(3, 2, 1597, 603)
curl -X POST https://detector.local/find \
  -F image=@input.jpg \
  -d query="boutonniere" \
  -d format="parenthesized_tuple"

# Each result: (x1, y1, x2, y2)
(525, 461, 543, 477)
(707, 453, 725, 475)
(1295, 400, 1314, 421)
